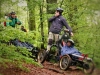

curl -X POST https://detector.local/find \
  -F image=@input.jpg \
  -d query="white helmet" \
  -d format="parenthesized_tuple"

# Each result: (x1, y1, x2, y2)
(67, 39, 75, 45)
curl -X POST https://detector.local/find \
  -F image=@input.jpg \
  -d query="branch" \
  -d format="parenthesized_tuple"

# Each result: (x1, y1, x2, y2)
(60, 0, 64, 8)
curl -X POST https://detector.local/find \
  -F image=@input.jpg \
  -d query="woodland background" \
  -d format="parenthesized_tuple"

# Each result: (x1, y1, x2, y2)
(0, 0, 100, 71)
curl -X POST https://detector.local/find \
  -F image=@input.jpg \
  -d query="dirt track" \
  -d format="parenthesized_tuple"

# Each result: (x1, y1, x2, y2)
(0, 61, 99, 75)
(41, 62, 83, 75)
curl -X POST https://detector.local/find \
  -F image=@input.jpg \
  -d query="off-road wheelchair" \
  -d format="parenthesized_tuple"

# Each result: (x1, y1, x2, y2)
(59, 53, 95, 74)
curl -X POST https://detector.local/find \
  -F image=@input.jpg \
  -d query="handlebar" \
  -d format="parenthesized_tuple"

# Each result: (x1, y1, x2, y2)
(63, 29, 73, 36)
(64, 29, 69, 32)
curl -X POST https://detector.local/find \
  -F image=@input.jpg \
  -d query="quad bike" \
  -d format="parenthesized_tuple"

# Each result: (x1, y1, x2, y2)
(59, 54, 95, 74)
(37, 29, 70, 63)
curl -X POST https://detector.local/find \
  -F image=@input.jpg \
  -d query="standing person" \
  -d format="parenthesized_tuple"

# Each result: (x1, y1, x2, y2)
(3, 13, 11, 26)
(47, 8, 73, 53)
(6, 12, 21, 28)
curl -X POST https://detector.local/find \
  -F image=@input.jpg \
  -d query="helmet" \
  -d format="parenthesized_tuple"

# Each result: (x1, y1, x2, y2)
(10, 12, 16, 15)
(56, 8, 63, 13)
(67, 39, 74, 45)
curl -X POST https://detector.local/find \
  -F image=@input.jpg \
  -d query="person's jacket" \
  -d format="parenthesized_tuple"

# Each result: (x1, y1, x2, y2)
(6, 17, 21, 27)
(49, 15, 72, 34)
(61, 45, 81, 56)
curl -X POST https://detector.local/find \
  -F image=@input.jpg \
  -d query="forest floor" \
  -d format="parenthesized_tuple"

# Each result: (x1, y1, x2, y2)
(0, 61, 100, 75)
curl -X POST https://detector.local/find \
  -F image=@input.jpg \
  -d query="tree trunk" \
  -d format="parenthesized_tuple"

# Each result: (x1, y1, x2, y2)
(0, 0, 2, 23)
(27, 0, 36, 31)
(40, 5, 44, 49)
(28, 10, 36, 31)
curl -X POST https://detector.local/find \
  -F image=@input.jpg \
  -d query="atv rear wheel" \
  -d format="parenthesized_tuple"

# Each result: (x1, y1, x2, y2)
(83, 59, 95, 74)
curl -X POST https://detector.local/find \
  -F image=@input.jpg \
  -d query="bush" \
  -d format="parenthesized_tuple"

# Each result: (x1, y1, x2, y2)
(0, 26, 40, 72)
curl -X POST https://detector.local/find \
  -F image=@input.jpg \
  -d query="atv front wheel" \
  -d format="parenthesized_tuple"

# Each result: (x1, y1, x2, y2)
(59, 55, 71, 70)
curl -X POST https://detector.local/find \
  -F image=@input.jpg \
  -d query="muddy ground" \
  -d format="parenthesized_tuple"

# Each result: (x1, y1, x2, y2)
(0, 61, 99, 75)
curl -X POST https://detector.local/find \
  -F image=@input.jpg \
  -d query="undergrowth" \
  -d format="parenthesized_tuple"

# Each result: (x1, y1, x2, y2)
(0, 25, 41, 72)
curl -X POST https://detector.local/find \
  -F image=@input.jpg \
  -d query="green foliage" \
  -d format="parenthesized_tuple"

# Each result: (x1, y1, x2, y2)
(0, 43, 38, 72)
(0, 0, 100, 69)
(0, 25, 5, 31)
(0, 25, 43, 47)
(0, 26, 41, 72)
(60, 0, 100, 68)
